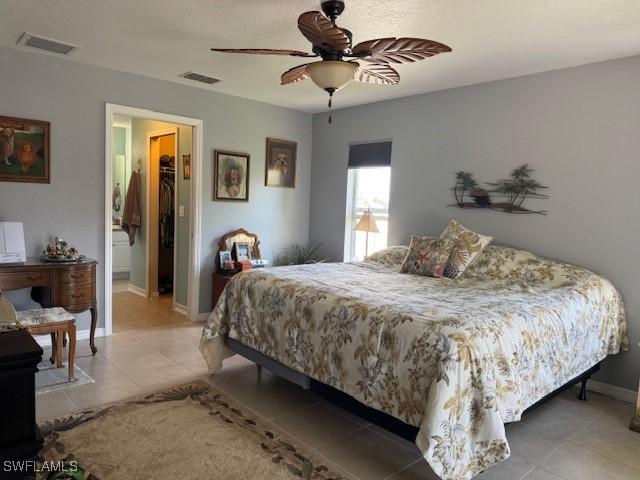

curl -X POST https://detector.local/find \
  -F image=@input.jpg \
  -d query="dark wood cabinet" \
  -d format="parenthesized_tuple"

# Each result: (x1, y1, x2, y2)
(211, 272, 236, 310)
(0, 329, 43, 479)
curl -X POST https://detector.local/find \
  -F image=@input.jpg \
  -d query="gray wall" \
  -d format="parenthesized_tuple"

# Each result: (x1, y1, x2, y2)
(310, 55, 640, 390)
(0, 46, 312, 329)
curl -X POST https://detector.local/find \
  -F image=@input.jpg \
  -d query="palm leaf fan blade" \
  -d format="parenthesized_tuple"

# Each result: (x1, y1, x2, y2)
(281, 63, 312, 85)
(297, 11, 350, 52)
(210, 48, 316, 57)
(355, 63, 400, 85)
(352, 37, 452, 64)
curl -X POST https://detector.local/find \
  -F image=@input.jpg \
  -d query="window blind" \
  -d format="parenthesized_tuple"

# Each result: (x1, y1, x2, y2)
(348, 141, 392, 168)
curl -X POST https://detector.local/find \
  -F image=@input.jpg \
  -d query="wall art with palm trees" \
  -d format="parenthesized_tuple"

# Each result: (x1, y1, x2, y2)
(451, 164, 549, 215)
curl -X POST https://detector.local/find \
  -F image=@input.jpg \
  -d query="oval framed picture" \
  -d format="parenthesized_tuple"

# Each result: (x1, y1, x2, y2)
(265, 138, 296, 188)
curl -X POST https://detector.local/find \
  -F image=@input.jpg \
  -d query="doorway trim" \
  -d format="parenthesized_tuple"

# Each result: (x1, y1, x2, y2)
(104, 103, 204, 336)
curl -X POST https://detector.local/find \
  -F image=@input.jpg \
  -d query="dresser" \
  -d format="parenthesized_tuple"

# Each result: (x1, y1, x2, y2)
(0, 329, 43, 478)
(0, 258, 98, 354)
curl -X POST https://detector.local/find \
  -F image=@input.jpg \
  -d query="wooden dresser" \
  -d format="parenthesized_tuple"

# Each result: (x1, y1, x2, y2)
(0, 329, 43, 478)
(0, 258, 98, 354)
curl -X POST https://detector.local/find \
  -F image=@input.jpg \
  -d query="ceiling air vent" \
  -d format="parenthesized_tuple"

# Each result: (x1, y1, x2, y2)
(17, 32, 78, 56)
(180, 71, 220, 85)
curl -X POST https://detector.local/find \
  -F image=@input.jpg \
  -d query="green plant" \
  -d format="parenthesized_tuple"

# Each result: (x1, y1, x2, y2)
(276, 242, 328, 266)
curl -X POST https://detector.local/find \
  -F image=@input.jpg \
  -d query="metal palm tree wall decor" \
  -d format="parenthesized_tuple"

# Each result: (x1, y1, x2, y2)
(450, 164, 549, 215)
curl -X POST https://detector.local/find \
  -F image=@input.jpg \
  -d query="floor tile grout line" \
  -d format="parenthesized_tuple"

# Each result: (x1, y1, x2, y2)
(564, 434, 640, 474)
(62, 390, 79, 412)
(381, 457, 423, 480)
(268, 398, 323, 422)
(312, 450, 363, 480)
(533, 466, 573, 480)
(307, 424, 370, 453)
(364, 425, 419, 455)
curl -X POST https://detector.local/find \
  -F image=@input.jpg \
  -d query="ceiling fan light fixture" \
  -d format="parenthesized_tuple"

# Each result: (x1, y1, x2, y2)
(306, 61, 357, 92)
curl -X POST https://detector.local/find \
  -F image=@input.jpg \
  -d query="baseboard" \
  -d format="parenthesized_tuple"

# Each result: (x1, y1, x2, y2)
(112, 271, 130, 280)
(173, 303, 188, 316)
(127, 284, 147, 298)
(585, 379, 637, 405)
(33, 327, 107, 348)
(196, 312, 210, 322)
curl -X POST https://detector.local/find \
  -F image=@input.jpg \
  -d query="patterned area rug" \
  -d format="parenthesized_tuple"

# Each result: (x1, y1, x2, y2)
(37, 381, 345, 480)
(36, 360, 94, 395)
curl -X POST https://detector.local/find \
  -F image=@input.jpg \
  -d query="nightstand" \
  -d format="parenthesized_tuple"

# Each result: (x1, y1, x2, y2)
(211, 272, 236, 310)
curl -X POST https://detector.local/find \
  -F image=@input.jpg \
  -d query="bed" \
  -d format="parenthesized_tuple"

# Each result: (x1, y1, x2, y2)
(200, 244, 628, 480)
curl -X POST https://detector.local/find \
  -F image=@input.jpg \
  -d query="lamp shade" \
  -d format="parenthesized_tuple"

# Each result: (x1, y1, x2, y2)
(307, 61, 357, 91)
(354, 209, 380, 233)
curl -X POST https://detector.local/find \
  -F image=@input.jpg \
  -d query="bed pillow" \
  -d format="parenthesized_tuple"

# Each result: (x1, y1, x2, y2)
(440, 220, 493, 279)
(400, 236, 455, 277)
(365, 245, 411, 270)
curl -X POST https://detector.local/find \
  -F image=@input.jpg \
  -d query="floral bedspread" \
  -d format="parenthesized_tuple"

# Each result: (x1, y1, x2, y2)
(200, 245, 628, 480)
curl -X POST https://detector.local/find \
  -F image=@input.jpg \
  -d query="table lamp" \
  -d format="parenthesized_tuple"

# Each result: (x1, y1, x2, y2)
(354, 208, 379, 258)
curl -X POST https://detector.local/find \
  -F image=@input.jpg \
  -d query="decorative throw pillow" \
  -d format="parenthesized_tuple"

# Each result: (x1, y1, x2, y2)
(400, 236, 455, 277)
(440, 220, 493, 279)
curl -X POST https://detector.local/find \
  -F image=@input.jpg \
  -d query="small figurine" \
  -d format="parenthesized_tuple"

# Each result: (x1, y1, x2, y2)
(43, 236, 82, 261)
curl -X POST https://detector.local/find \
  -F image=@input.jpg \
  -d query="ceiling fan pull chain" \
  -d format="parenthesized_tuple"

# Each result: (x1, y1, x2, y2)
(328, 90, 333, 124)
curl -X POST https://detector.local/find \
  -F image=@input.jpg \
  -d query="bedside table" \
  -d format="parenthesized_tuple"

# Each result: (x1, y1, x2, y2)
(211, 272, 237, 310)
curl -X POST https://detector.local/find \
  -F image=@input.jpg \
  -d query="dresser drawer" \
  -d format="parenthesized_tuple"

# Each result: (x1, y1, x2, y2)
(56, 267, 95, 286)
(55, 284, 94, 310)
(0, 271, 52, 290)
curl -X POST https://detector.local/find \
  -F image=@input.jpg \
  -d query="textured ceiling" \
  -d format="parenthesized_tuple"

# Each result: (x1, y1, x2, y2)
(1, 0, 639, 112)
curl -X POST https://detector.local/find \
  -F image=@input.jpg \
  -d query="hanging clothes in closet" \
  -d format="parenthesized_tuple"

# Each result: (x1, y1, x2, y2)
(159, 171, 175, 248)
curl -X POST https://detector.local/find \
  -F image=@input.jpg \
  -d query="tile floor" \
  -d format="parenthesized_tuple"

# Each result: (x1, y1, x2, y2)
(36, 294, 640, 480)
(112, 290, 190, 332)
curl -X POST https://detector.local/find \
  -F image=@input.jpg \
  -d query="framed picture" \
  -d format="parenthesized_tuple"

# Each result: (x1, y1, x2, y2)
(0, 115, 50, 183)
(265, 138, 296, 188)
(214, 150, 250, 202)
(232, 242, 251, 261)
(218, 250, 232, 269)
(183, 154, 191, 180)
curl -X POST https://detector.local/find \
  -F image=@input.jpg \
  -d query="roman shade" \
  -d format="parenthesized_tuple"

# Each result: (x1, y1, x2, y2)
(348, 141, 392, 168)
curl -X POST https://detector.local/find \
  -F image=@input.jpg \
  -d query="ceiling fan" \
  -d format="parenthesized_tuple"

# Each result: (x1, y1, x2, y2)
(212, 0, 451, 122)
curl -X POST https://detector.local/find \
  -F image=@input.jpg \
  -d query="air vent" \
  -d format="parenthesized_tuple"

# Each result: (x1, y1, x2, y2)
(180, 71, 220, 85)
(17, 32, 78, 56)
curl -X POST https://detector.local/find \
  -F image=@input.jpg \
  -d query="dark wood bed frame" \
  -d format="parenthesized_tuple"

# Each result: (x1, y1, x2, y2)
(226, 337, 600, 442)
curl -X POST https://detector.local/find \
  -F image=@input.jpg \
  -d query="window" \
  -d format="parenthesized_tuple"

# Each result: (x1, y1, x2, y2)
(344, 167, 391, 261)
(344, 141, 392, 261)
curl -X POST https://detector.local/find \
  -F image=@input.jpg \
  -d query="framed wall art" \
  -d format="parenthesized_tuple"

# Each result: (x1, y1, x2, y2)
(183, 154, 191, 180)
(265, 138, 296, 188)
(0, 115, 50, 183)
(214, 150, 250, 202)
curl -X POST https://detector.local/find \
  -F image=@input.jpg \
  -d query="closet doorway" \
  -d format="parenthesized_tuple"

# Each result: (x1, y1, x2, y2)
(105, 104, 203, 336)
(147, 129, 178, 301)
